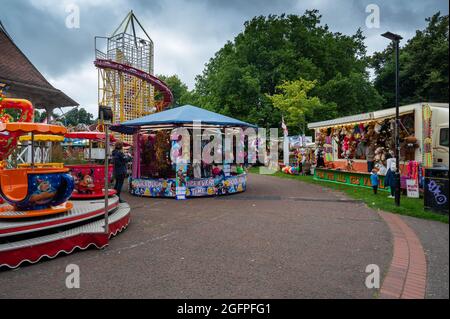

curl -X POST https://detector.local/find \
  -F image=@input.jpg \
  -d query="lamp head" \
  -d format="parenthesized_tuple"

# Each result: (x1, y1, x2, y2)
(382, 32, 403, 42)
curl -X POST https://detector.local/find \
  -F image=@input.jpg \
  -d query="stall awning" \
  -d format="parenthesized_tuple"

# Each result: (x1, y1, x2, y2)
(307, 103, 448, 130)
(307, 113, 373, 129)
(111, 105, 258, 134)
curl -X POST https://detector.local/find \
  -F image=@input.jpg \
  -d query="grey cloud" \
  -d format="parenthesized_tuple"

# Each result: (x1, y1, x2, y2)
(1, 0, 447, 111)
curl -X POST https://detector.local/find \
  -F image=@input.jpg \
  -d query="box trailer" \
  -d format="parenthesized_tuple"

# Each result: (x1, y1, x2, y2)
(308, 103, 449, 169)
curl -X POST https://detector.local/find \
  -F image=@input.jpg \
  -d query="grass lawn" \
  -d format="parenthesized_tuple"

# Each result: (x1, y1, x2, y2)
(249, 167, 449, 224)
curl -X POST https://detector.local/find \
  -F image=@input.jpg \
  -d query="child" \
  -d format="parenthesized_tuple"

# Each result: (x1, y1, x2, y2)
(236, 164, 245, 175)
(212, 164, 224, 178)
(370, 169, 379, 195)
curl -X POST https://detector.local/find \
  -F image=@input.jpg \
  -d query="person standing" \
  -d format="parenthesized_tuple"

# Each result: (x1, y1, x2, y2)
(112, 141, 131, 203)
(384, 151, 397, 199)
(366, 144, 376, 173)
(370, 169, 379, 195)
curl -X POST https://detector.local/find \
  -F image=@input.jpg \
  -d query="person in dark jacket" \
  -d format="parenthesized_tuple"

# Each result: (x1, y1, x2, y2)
(112, 141, 131, 203)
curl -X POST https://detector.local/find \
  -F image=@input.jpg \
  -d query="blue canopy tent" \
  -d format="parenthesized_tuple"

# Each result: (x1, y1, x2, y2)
(110, 105, 257, 134)
(110, 105, 256, 199)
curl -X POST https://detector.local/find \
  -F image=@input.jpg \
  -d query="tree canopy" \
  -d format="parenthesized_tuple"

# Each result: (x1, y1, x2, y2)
(371, 12, 449, 108)
(193, 10, 383, 131)
(157, 74, 196, 108)
(36, 11, 447, 132)
(266, 79, 333, 134)
(61, 107, 94, 126)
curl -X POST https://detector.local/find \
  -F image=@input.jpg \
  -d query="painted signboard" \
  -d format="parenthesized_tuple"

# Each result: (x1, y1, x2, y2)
(130, 174, 247, 198)
(314, 168, 388, 191)
(406, 179, 420, 198)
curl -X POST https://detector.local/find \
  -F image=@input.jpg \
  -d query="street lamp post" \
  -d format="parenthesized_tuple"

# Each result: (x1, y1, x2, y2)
(382, 31, 403, 207)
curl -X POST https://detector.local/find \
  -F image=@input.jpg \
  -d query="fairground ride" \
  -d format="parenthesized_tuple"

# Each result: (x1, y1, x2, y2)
(94, 11, 173, 142)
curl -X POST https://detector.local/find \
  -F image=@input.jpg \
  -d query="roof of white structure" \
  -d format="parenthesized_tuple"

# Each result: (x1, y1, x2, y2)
(307, 102, 449, 129)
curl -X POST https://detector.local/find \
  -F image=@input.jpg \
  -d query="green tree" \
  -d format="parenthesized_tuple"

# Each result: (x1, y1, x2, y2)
(157, 74, 197, 107)
(316, 72, 384, 115)
(371, 12, 449, 107)
(34, 110, 47, 123)
(63, 107, 94, 126)
(194, 10, 382, 129)
(266, 79, 336, 135)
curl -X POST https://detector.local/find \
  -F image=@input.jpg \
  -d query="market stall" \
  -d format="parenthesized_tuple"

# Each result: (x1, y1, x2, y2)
(308, 103, 449, 193)
(111, 105, 257, 199)
(281, 139, 316, 176)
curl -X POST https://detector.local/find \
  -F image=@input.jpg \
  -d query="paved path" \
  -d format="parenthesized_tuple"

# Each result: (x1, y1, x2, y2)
(379, 212, 428, 299)
(0, 174, 447, 298)
(401, 215, 449, 299)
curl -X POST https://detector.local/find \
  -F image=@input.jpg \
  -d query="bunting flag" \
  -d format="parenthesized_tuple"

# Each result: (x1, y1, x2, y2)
(282, 116, 288, 136)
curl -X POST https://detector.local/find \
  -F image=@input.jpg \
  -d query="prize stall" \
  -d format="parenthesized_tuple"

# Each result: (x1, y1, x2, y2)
(281, 135, 315, 176)
(111, 105, 257, 199)
(307, 103, 449, 193)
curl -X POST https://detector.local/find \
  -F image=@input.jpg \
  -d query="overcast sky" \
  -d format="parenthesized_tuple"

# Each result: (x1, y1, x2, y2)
(1, 0, 448, 115)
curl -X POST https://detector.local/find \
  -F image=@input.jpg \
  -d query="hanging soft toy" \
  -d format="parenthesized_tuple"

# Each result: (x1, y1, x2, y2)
(353, 124, 361, 140)
(374, 122, 382, 134)
(342, 135, 349, 155)
(374, 147, 385, 162)
(401, 136, 419, 161)
(343, 130, 352, 152)
(332, 128, 340, 143)
(366, 124, 375, 139)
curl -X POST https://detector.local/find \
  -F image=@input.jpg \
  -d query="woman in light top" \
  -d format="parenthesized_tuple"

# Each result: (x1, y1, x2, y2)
(384, 151, 397, 199)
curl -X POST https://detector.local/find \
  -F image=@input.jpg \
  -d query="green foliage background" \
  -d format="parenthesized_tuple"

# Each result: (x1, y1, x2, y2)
(53, 10, 448, 133)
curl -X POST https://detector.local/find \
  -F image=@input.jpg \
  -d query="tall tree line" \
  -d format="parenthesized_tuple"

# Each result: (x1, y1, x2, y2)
(371, 12, 448, 107)
(160, 10, 448, 135)
(65, 11, 447, 131)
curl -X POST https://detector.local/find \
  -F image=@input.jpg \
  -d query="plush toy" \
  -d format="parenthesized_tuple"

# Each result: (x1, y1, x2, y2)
(374, 122, 382, 134)
(374, 147, 385, 162)
(401, 136, 419, 161)
(342, 135, 350, 153)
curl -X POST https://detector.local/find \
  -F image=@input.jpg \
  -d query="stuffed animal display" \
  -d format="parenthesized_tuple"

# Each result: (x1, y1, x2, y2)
(314, 113, 416, 168)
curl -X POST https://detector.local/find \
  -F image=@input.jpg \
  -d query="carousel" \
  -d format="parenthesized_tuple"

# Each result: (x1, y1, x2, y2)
(111, 105, 257, 199)
(0, 92, 130, 269)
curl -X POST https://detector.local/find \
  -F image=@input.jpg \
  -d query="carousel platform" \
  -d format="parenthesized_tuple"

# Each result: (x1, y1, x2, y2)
(0, 196, 130, 269)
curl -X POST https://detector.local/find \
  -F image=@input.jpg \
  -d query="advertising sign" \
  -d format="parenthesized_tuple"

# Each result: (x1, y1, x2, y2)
(406, 179, 420, 198)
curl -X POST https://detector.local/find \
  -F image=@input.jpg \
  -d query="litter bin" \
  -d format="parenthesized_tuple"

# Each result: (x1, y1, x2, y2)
(424, 168, 449, 214)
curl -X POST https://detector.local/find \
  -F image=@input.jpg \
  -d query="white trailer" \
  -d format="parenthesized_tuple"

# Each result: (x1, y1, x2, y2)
(308, 103, 449, 168)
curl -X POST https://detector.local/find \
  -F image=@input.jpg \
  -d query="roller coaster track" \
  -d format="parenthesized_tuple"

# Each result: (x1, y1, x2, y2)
(94, 59, 174, 110)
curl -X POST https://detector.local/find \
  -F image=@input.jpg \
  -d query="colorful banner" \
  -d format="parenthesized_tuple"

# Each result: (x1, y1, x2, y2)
(176, 163, 188, 200)
(289, 135, 313, 148)
(130, 174, 247, 198)
(422, 105, 433, 168)
(314, 168, 388, 191)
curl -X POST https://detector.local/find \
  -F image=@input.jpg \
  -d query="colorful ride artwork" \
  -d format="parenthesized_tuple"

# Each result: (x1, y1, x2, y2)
(314, 167, 388, 191)
(64, 131, 116, 200)
(130, 174, 248, 198)
(0, 95, 75, 217)
(0, 96, 33, 159)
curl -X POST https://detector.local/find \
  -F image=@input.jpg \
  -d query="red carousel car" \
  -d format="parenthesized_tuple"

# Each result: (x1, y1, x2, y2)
(65, 131, 117, 200)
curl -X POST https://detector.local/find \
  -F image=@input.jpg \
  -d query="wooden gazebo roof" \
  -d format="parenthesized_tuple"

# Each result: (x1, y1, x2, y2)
(0, 21, 78, 110)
